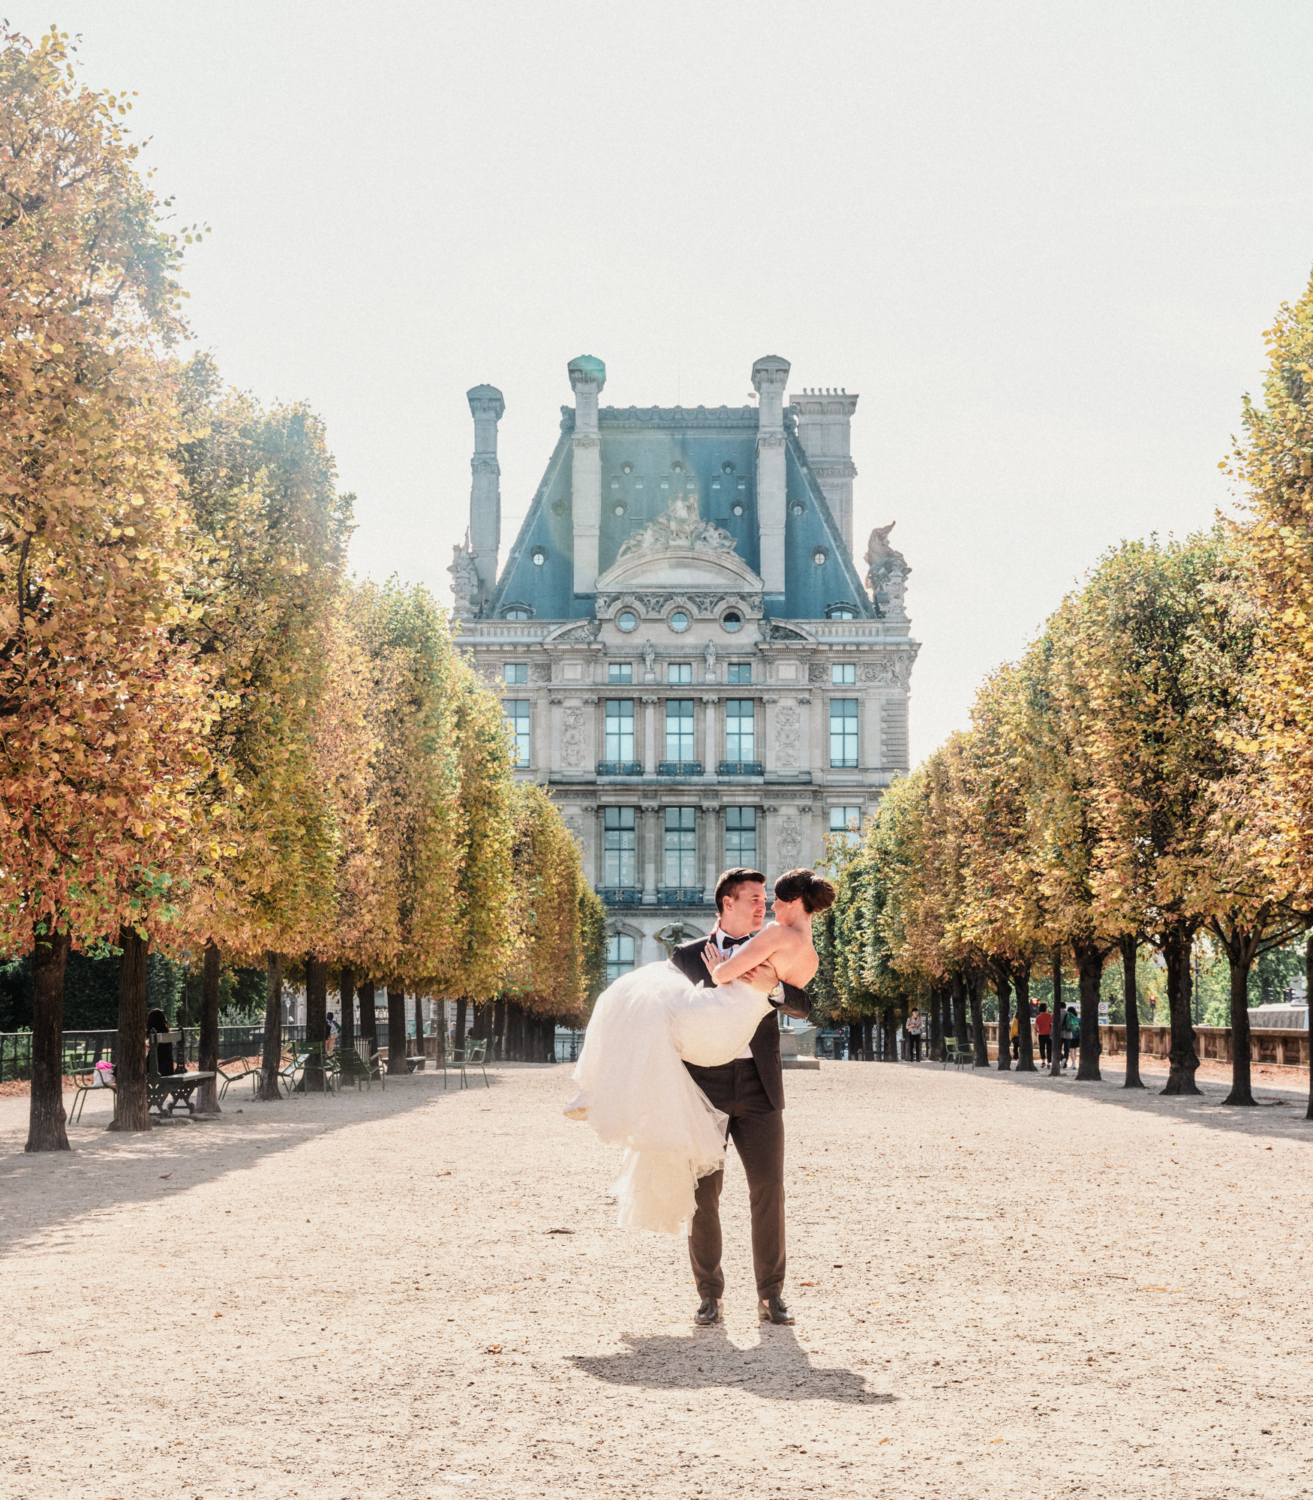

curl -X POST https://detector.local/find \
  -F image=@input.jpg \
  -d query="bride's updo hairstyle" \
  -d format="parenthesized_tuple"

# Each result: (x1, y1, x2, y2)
(773, 868, 837, 915)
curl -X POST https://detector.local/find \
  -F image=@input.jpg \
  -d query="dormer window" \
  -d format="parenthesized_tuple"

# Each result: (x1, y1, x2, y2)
(503, 607, 532, 621)
(826, 604, 855, 621)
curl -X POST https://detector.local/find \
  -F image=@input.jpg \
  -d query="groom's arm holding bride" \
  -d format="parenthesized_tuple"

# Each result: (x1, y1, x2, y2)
(670, 940, 811, 1022)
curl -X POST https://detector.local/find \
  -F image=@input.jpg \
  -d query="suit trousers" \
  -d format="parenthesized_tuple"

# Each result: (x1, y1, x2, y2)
(685, 1057, 786, 1301)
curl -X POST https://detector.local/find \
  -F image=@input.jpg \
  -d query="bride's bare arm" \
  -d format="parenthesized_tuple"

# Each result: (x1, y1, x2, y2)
(704, 926, 790, 986)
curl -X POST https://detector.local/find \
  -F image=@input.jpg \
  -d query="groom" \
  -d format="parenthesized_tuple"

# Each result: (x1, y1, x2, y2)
(670, 866, 811, 1328)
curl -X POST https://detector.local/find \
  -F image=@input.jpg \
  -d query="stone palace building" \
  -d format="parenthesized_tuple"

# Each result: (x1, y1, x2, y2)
(450, 354, 918, 984)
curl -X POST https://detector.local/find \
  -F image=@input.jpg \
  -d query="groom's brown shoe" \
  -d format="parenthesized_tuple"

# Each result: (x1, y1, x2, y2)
(695, 1296, 722, 1326)
(759, 1295, 794, 1325)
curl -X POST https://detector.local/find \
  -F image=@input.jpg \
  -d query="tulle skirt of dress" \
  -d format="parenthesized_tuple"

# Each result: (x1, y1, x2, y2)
(565, 960, 772, 1236)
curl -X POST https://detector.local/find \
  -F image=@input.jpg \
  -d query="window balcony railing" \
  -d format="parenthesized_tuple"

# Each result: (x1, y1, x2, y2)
(657, 888, 707, 905)
(598, 888, 644, 905)
(718, 760, 764, 777)
(657, 760, 703, 776)
(596, 761, 644, 777)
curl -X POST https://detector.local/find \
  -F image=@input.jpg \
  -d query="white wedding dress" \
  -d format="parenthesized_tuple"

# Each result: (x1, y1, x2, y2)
(565, 960, 772, 1237)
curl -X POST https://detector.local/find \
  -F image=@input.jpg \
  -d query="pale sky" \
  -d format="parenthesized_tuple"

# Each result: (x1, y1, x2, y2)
(38, 1, 1313, 761)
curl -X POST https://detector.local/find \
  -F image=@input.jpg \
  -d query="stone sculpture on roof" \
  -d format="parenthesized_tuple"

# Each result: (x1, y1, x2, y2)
(617, 493, 736, 560)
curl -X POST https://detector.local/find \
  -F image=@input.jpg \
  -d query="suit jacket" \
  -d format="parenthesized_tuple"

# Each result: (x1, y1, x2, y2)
(670, 936, 811, 1113)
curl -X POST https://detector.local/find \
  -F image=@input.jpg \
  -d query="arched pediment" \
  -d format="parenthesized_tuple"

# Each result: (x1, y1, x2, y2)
(596, 546, 764, 592)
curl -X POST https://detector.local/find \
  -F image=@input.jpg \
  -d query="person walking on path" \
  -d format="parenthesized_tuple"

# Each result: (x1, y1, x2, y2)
(1036, 1002, 1053, 1066)
(1009, 1013, 1020, 1061)
(1061, 1004, 1080, 1070)
(904, 1007, 924, 1062)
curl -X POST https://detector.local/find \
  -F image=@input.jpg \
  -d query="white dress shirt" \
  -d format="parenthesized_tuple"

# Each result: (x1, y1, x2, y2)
(714, 930, 758, 1060)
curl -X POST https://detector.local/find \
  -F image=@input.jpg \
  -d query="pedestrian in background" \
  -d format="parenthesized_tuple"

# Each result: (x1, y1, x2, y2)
(1061, 1003, 1080, 1070)
(1036, 1002, 1052, 1065)
(1009, 1013, 1020, 1061)
(904, 1007, 924, 1062)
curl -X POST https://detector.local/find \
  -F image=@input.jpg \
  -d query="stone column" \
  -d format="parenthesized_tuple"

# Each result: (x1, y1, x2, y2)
(642, 695, 658, 773)
(642, 805, 659, 903)
(466, 384, 504, 608)
(549, 696, 564, 773)
(701, 800, 720, 900)
(762, 694, 779, 774)
(569, 355, 606, 596)
(752, 355, 790, 596)
(702, 694, 717, 774)
(863, 690, 881, 771)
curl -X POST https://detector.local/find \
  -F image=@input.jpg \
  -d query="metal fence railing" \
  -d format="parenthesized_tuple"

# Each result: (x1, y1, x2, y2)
(1, 1023, 314, 1084)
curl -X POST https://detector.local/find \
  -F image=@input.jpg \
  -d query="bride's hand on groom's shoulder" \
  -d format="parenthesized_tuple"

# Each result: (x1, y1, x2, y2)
(702, 941, 721, 978)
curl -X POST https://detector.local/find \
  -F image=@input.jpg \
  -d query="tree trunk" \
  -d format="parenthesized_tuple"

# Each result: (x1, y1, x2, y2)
(453, 996, 467, 1057)
(108, 926, 152, 1131)
(1223, 940, 1257, 1107)
(1121, 936, 1143, 1089)
(951, 973, 968, 1049)
(847, 1022, 861, 1060)
(259, 952, 284, 1100)
(413, 994, 425, 1060)
(1160, 926, 1200, 1095)
(1049, 947, 1064, 1078)
(930, 988, 945, 1061)
(359, 979, 378, 1063)
(194, 940, 222, 1114)
(493, 997, 506, 1061)
(303, 955, 328, 1091)
(385, 987, 409, 1073)
(995, 970, 1011, 1071)
(968, 974, 988, 1067)
(1305, 933, 1313, 1123)
(339, 968, 356, 1058)
(1014, 962, 1036, 1072)
(860, 1019, 873, 1061)
(1073, 939, 1104, 1082)
(26, 929, 71, 1152)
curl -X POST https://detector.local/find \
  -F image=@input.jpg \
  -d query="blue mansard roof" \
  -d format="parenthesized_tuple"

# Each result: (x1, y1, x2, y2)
(487, 404, 873, 622)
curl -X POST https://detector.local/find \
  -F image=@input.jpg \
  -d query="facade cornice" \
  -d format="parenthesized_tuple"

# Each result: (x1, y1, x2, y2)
(597, 405, 758, 430)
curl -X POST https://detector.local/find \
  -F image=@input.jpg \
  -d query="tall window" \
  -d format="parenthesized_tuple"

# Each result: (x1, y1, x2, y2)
(504, 663, 528, 685)
(831, 663, 856, 685)
(668, 662, 692, 685)
(727, 663, 752, 685)
(725, 806, 757, 864)
(608, 663, 633, 684)
(664, 807, 697, 887)
(830, 700, 859, 768)
(605, 933, 636, 985)
(725, 700, 755, 761)
(830, 806, 861, 846)
(603, 808, 637, 887)
(605, 700, 635, 761)
(505, 701, 530, 768)
(665, 699, 695, 760)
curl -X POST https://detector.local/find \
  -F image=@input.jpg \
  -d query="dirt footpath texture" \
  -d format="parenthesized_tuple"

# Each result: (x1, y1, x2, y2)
(0, 1058, 1310, 1500)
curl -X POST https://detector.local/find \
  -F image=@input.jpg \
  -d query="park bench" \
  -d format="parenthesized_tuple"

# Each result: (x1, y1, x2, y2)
(218, 1059, 261, 1101)
(147, 1031, 215, 1117)
(337, 1046, 385, 1091)
(942, 1035, 973, 1070)
(442, 1037, 489, 1091)
(68, 1062, 114, 1124)
(287, 1042, 339, 1095)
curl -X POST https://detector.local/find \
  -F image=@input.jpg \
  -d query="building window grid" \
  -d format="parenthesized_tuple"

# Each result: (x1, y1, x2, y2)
(725, 700, 755, 761)
(605, 934, 636, 986)
(725, 806, 757, 865)
(667, 663, 692, 685)
(504, 663, 528, 685)
(831, 663, 856, 685)
(608, 663, 632, 684)
(603, 807, 637, 889)
(830, 806, 862, 847)
(664, 807, 698, 888)
(665, 699, 695, 761)
(505, 700, 531, 768)
(605, 700, 635, 762)
(726, 663, 752, 684)
(830, 699, 859, 768)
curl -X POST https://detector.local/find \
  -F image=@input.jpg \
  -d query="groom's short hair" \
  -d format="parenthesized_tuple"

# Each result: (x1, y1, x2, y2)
(715, 867, 766, 913)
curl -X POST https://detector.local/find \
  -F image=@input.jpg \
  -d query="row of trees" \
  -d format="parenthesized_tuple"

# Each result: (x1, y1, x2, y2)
(0, 28, 604, 1151)
(813, 270, 1313, 1119)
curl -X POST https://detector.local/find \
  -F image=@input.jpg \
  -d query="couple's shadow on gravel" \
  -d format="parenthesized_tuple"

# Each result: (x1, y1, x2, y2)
(569, 1325, 892, 1405)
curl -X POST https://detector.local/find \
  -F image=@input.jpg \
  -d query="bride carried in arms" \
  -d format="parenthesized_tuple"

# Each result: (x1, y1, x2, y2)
(565, 867, 836, 1235)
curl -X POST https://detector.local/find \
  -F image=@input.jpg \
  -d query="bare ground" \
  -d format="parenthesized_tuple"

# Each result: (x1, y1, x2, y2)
(0, 1057, 1310, 1500)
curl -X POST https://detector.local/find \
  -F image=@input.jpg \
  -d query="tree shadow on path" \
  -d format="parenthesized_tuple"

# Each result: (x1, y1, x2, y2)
(568, 1322, 893, 1405)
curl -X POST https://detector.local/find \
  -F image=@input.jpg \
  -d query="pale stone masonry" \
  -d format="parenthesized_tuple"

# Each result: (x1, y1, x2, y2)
(450, 355, 919, 976)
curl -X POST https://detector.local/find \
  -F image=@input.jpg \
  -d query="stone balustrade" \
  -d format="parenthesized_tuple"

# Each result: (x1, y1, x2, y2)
(980, 1022, 1311, 1069)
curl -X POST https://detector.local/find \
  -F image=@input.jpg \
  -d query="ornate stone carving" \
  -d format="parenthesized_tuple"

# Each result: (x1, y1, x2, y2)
(861, 659, 899, 686)
(808, 662, 827, 684)
(598, 591, 763, 618)
(642, 640, 655, 675)
(530, 662, 551, 682)
(775, 701, 801, 768)
(757, 432, 786, 450)
(777, 816, 802, 865)
(617, 493, 735, 560)
(448, 541, 480, 619)
(703, 640, 717, 678)
(470, 457, 501, 475)
(573, 434, 600, 450)
(865, 521, 911, 614)
(561, 706, 585, 767)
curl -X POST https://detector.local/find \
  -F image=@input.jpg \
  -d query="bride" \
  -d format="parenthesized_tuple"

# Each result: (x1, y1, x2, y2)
(565, 868, 836, 1235)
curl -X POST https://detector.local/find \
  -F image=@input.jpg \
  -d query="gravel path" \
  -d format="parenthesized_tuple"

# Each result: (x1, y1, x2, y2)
(0, 1058, 1310, 1499)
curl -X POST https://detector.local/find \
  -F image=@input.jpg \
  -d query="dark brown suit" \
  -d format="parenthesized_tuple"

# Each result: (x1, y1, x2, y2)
(670, 937, 811, 1301)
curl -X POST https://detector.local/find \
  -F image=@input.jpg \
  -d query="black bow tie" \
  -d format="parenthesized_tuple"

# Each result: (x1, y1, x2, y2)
(719, 933, 750, 949)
